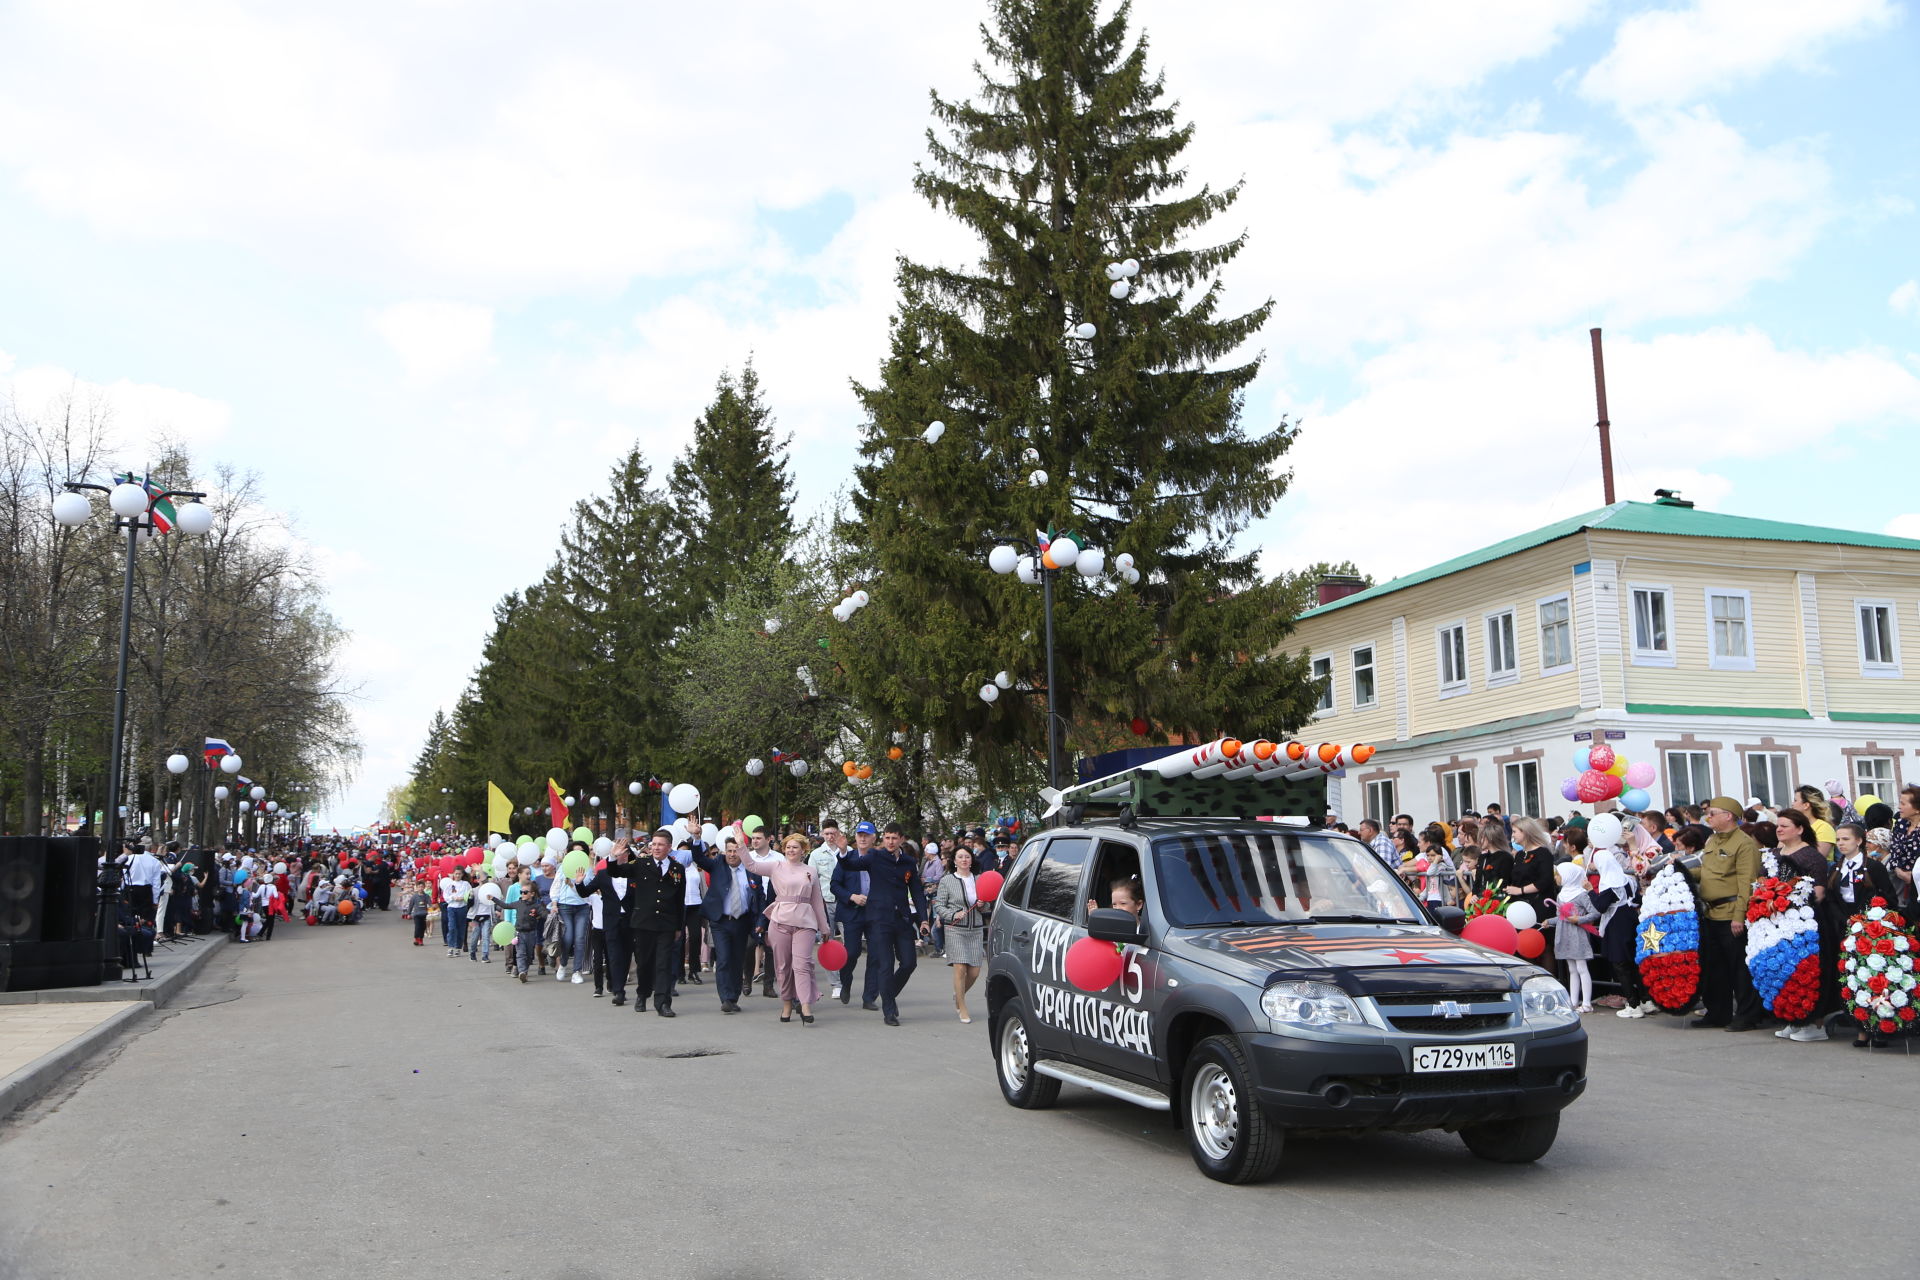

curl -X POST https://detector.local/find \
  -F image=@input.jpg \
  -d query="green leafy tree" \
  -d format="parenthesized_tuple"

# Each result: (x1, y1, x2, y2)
(669, 361, 795, 619)
(842, 0, 1316, 797)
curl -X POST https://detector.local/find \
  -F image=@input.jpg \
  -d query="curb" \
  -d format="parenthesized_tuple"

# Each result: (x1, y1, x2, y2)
(0, 1002, 152, 1120)
(0, 934, 229, 1008)
(0, 935, 229, 1120)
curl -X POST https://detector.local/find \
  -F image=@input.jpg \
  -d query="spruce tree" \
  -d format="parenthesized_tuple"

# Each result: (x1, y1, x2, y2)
(669, 360, 795, 618)
(844, 0, 1317, 795)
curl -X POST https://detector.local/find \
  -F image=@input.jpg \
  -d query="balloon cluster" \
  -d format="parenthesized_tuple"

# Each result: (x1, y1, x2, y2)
(987, 534, 1139, 588)
(831, 589, 871, 623)
(1103, 256, 1141, 299)
(1562, 741, 1657, 812)
(838, 760, 875, 781)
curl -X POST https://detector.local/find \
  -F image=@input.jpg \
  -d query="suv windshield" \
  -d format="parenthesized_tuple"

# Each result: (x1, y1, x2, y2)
(1151, 829, 1425, 927)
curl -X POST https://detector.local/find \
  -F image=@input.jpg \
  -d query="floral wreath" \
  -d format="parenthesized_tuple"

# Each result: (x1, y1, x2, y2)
(1744, 861, 1820, 1021)
(1635, 865, 1700, 1012)
(1840, 898, 1917, 1036)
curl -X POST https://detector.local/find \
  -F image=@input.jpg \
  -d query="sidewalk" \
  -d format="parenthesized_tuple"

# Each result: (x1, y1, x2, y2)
(0, 932, 229, 1119)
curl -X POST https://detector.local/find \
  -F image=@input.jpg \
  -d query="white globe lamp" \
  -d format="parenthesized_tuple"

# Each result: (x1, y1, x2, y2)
(108, 482, 149, 518)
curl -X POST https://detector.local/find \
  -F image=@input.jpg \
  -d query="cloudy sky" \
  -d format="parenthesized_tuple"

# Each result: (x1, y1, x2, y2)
(2, 0, 1916, 827)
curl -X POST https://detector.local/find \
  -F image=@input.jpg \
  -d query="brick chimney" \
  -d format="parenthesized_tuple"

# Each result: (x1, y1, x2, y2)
(1315, 575, 1367, 607)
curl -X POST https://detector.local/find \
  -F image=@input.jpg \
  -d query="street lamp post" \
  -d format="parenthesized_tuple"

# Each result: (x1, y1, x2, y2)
(984, 535, 1139, 791)
(52, 477, 213, 854)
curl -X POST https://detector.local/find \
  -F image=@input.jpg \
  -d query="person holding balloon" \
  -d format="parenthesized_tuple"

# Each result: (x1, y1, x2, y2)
(1549, 861, 1600, 1013)
(552, 842, 594, 985)
(738, 831, 831, 1025)
(935, 844, 992, 1023)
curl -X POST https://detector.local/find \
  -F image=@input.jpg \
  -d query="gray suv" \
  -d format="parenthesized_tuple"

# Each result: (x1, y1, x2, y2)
(985, 818, 1588, 1183)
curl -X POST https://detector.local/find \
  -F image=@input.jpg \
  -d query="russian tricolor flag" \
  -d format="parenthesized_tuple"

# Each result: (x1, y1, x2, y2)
(204, 737, 233, 764)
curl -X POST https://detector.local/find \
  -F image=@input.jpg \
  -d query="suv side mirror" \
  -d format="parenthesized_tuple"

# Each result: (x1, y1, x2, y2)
(1087, 907, 1146, 944)
(1432, 905, 1466, 936)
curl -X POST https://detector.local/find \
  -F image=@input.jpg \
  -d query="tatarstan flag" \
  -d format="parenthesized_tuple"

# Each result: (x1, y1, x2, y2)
(116, 472, 178, 533)
(548, 779, 568, 829)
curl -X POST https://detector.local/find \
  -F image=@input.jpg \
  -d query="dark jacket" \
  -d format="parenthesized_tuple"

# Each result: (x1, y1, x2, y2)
(1828, 857, 1896, 920)
(830, 856, 870, 926)
(513, 894, 547, 934)
(604, 855, 688, 931)
(836, 847, 926, 925)
(691, 850, 767, 925)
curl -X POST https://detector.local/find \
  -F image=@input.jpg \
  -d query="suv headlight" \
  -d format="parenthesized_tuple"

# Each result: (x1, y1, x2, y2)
(1261, 981, 1364, 1030)
(1520, 974, 1576, 1026)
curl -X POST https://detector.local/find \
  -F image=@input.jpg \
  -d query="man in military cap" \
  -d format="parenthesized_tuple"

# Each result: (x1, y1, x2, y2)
(1688, 797, 1764, 1031)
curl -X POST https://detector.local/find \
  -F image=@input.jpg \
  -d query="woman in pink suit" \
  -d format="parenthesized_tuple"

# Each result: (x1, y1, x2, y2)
(741, 832, 832, 1025)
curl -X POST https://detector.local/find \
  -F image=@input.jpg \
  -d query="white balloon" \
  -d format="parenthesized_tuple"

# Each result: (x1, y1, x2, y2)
(1076, 547, 1106, 578)
(1047, 536, 1079, 567)
(1115, 552, 1135, 569)
(51, 490, 91, 527)
(1505, 901, 1539, 931)
(1015, 559, 1040, 585)
(174, 501, 214, 536)
(1121, 258, 1140, 277)
(108, 481, 149, 518)
(923, 421, 945, 444)
(213, 786, 230, 801)
(1023, 447, 1041, 463)
(763, 617, 781, 633)
(745, 758, 765, 777)
(1110, 280, 1130, 299)
(220, 754, 243, 774)
(1029, 469, 1049, 486)
(979, 683, 1000, 703)
(669, 818, 692, 843)
(851, 590, 869, 607)
(591, 836, 614, 856)
(628, 780, 643, 795)
(987, 544, 1019, 575)
(588, 795, 601, 808)
(1074, 322, 1096, 340)
(1105, 262, 1124, 280)
(700, 823, 722, 846)
(1588, 813, 1625, 849)
(788, 758, 809, 778)
(994, 670, 1011, 689)
(563, 795, 575, 807)
(547, 829, 569, 853)
(832, 604, 850, 622)
(166, 752, 190, 775)
(1122, 566, 1141, 585)
(667, 782, 701, 814)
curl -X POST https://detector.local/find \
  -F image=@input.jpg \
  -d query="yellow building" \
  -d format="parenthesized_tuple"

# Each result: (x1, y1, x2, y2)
(1292, 495, 1920, 824)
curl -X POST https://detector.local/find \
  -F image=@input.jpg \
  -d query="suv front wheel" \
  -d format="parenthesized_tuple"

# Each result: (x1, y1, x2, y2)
(994, 996, 1061, 1109)
(1459, 1112, 1559, 1163)
(1182, 1034, 1285, 1183)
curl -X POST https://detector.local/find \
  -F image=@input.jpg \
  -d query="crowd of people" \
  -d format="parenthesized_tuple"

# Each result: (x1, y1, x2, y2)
(1336, 780, 1919, 1045)
(410, 819, 1016, 1027)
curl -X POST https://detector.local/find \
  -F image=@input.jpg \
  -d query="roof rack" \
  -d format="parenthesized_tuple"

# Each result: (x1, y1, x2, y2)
(1042, 738, 1376, 822)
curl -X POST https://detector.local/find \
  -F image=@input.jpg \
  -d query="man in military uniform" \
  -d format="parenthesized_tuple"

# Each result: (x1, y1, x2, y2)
(601, 830, 688, 1017)
(1688, 797, 1764, 1031)
(837, 821, 928, 1026)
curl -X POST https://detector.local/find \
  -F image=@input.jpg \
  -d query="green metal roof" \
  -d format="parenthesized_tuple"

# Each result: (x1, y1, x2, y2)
(1299, 500, 1920, 619)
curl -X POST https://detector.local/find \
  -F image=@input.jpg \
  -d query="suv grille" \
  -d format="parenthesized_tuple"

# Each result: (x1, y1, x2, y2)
(1373, 990, 1508, 1006)
(1385, 1013, 1510, 1033)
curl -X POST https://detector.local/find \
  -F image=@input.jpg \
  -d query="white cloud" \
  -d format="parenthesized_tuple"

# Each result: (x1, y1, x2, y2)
(1581, 0, 1898, 110)
(369, 300, 495, 383)
(1259, 328, 1920, 582)
(2, 354, 232, 449)
(1887, 514, 1920, 540)
(1892, 280, 1920, 318)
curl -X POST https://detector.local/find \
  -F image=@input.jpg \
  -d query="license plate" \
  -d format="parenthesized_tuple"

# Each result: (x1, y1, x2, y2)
(1413, 1042, 1516, 1073)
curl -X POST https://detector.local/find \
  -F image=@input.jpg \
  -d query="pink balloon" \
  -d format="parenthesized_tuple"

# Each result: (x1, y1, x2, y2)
(1462, 913, 1518, 954)
(1624, 760, 1656, 789)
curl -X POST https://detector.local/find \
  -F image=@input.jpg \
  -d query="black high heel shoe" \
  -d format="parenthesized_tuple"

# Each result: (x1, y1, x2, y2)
(801, 1013, 814, 1025)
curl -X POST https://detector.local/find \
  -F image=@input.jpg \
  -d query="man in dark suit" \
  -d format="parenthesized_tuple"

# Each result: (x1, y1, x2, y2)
(691, 837, 763, 1012)
(836, 821, 927, 1026)
(577, 841, 637, 1005)
(831, 823, 878, 1005)
(592, 831, 688, 1015)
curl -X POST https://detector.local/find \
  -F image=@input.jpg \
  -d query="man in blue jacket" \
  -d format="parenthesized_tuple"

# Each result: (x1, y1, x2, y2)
(831, 822, 877, 1006)
(690, 836, 764, 1013)
(836, 821, 927, 1026)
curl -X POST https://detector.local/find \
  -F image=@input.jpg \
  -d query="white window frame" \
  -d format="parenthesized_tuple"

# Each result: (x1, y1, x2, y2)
(1853, 756, 1895, 800)
(1311, 653, 1334, 714)
(1364, 778, 1397, 826)
(1501, 761, 1542, 818)
(1705, 587, 1755, 672)
(1746, 751, 1792, 810)
(1628, 583, 1675, 667)
(1440, 769, 1474, 821)
(1436, 621, 1469, 698)
(1483, 607, 1518, 687)
(1854, 598, 1902, 678)
(1537, 592, 1574, 676)
(1666, 750, 1714, 808)
(1350, 643, 1378, 709)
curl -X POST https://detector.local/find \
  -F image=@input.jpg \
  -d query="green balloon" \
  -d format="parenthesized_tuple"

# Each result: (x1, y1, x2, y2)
(561, 850, 590, 880)
(516, 834, 534, 846)
(572, 826, 593, 845)
(742, 814, 764, 835)
(492, 920, 514, 946)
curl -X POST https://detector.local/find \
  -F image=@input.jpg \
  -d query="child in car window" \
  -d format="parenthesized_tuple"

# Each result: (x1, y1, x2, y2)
(1088, 877, 1145, 919)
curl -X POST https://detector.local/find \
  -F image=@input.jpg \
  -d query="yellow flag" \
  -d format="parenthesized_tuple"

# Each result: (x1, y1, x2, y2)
(487, 781, 513, 836)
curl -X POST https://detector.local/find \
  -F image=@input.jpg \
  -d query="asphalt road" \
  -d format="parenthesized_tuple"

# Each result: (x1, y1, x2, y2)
(0, 913, 1905, 1280)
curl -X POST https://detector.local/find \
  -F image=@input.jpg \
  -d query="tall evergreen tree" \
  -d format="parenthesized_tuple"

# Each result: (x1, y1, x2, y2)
(843, 0, 1316, 796)
(670, 360, 795, 617)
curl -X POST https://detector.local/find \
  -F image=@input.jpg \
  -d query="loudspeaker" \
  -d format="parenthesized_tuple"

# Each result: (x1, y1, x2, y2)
(0, 836, 48, 942)
(41, 837, 97, 942)
(0, 836, 107, 990)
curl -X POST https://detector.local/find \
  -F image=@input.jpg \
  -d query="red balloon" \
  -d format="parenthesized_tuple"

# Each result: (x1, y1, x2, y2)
(1515, 927, 1546, 959)
(1587, 742, 1615, 772)
(429, 841, 443, 851)
(975, 870, 1005, 903)
(465, 846, 484, 859)
(1065, 937, 1125, 992)
(1462, 913, 1518, 954)
(1575, 770, 1612, 803)
(817, 939, 849, 971)
(1130, 717, 1150, 736)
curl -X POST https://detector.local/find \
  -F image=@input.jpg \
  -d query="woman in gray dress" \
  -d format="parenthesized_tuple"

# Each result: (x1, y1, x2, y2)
(934, 845, 989, 1023)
